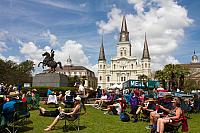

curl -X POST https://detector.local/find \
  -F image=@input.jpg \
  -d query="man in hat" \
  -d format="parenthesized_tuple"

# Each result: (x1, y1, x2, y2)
(2, 91, 21, 122)
(134, 98, 156, 123)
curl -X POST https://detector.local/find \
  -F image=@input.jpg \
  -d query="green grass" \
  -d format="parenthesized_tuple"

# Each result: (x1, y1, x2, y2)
(16, 106, 200, 133)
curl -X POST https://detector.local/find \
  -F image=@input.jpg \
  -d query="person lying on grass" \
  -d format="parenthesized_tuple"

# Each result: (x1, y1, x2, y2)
(44, 96, 81, 131)
(39, 106, 63, 117)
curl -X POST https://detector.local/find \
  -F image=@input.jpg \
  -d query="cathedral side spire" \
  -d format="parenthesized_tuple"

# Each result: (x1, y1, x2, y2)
(142, 33, 150, 60)
(98, 34, 106, 61)
(119, 16, 129, 42)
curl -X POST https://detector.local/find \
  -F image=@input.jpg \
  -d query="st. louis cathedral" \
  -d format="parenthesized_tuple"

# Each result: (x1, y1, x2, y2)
(98, 16, 151, 89)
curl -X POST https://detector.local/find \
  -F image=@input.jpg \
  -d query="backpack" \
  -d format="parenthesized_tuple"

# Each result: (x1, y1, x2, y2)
(120, 112, 130, 122)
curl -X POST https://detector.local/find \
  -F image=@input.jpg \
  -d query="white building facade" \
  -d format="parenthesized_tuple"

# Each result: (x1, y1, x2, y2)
(98, 16, 151, 89)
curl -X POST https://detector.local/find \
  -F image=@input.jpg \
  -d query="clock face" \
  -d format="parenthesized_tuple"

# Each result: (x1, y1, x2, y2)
(122, 34, 125, 38)
(121, 60, 126, 66)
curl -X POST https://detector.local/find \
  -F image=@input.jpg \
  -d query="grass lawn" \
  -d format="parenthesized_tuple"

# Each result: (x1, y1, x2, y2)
(15, 105, 200, 133)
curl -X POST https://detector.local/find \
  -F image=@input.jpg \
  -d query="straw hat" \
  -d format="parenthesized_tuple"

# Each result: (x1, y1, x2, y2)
(9, 91, 19, 98)
(164, 93, 172, 98)
(147, 98, 156, 102)
(74, 95, 81, 101)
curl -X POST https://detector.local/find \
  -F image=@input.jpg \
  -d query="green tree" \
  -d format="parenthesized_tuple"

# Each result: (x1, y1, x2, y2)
(0, 59, 34, 85)
(184, 79, 198, 93)
(154, 64, 190, 90)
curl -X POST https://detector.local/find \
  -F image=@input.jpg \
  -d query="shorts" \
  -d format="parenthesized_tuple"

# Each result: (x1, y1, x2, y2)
(58, 112, 78, 120)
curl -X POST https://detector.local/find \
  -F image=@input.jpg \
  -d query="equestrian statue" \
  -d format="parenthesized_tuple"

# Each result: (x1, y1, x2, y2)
(38, 49, 63, 73)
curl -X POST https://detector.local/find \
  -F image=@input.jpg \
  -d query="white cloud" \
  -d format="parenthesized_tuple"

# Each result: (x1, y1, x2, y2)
(80, 3, 86, 8)
(96, 0, 193, 71)
(41, 30, 58, 46)
(0, 41, 8, 52)
(55, 40, 90, 66)
(0, 54, 21, 64)
(151, 55, 180, 71)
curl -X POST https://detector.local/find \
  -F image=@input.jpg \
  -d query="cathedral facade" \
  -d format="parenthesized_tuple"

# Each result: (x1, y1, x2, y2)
(98, 16, 151, 89)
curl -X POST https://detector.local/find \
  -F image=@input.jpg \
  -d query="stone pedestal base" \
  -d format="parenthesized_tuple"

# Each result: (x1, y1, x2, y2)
(32, 73, 68, 87)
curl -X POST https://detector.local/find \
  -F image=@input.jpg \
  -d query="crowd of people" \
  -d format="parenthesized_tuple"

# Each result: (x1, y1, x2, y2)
(1, 81, 200, 133)
(90, 84, 200, 133)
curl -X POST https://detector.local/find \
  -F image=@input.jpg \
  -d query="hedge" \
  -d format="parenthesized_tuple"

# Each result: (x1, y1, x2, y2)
(21, 86, 76, 97)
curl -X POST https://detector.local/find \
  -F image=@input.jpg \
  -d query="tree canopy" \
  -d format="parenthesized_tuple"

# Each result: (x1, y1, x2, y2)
(154, 64, 190, 91)
(0, 59, 34, 85)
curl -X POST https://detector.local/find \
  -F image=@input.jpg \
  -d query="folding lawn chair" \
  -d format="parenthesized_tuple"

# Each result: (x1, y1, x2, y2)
(63, 106, 82, 132)
(6, 102, 30, 133)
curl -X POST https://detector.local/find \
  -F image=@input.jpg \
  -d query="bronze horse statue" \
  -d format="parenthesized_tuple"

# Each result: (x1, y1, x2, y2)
(38, 50, 63, 73)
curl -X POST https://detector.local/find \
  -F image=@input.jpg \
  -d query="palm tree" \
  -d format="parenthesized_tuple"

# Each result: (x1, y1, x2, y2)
(138, 74, 148, 89)
(155, 64, 190, 91)
(154, 70, 166, 88)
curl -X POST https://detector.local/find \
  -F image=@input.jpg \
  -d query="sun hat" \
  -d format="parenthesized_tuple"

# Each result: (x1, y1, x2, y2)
(32, 89, 37, 92)
(147, 98, 156, 102)
(74, 95, 81, 101)
(9, 91, 19, 98)
(117, 98, 123, 101)
(65, 90, 71, 96)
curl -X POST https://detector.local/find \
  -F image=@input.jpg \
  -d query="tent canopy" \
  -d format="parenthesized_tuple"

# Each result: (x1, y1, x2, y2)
(110, 83, 122, 89)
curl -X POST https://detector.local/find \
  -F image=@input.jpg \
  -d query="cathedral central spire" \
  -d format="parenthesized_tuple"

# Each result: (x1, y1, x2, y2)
(119, 16, 129, 42)
(142, 33, 150, 60)
(98, 34, 106, 61)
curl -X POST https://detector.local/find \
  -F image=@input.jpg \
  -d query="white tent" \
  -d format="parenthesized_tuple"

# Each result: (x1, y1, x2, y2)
(110, 83, 122, 89)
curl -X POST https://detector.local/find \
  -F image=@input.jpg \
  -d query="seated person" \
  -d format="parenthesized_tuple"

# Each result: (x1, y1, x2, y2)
(57, 91, 63, 101)
(47, 88, 53, 97)
(129, 89, 140, 115)
(2, 91, 21, 123)
(135, 98, 156, 122)
(147, 97, 173, 130)
(156, 97, 182, 133)
(96, 92, 115, 109)
(93, 92, 107, 108)
(39, 107, 62, 117)
(103, 98, 126, 115)
(44, 96, 81, 131)
(47, 92, 58, 104)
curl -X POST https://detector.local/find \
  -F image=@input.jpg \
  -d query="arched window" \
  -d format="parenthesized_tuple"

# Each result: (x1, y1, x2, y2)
(100, 65, 102, 69)
(124, 50, 126, 56)
(103, 65, 105, 69)
(131, 64, 133, 69)
(124, 77, 126, 81)
(107, 77, 110, 82)
(121, 77, 123, 81)
(114, 64, 116, 69)
(99, 76, 102, 81)
(121, 50, 123, 56)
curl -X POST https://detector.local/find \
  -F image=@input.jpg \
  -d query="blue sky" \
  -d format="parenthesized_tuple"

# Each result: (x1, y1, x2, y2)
(0, 0, 200, 74)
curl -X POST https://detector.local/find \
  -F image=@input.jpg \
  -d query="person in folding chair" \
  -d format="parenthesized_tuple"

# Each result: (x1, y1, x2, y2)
(44, 95, 81, 131)
(155, 97, 182, 133)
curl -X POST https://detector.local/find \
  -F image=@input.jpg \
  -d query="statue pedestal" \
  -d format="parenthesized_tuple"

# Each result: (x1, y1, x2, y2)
(32, 73, 68, 87)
